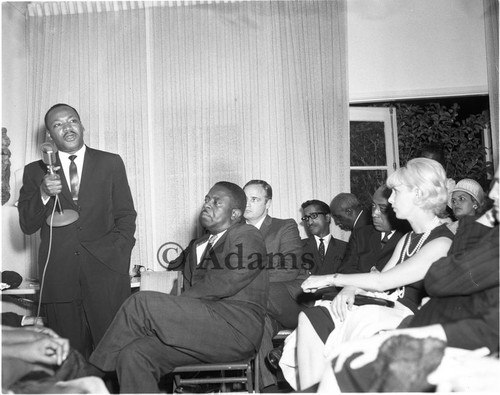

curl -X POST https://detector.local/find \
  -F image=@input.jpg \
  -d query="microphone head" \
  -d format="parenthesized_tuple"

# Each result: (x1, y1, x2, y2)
(40, 142, 57, 168)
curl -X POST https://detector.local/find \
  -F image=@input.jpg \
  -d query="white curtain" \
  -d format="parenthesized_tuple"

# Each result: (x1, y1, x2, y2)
(26, 0, 349, 271)
(483, 0, 499, 171)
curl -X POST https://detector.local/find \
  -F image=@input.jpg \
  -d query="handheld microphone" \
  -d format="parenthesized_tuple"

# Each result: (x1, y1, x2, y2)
(40, 142, 58, 174)
(39, 141, 79, 227)
(36, 141, 79, 325)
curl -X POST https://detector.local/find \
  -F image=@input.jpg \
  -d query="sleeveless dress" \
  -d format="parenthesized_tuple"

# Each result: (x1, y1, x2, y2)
(323, 224, 453, 351)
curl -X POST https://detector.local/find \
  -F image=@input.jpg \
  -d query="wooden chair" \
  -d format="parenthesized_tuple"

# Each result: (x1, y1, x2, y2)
(138, 270, 260, 393)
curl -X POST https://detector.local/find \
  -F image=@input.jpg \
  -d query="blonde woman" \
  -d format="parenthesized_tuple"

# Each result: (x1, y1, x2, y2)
(281, 158, 454, 390)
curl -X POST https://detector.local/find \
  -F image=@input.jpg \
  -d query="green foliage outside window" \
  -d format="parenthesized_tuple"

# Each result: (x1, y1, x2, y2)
(395, 102, 492, 188)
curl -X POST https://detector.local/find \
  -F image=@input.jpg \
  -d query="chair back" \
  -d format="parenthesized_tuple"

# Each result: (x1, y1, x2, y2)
(139, 271, 183, 295)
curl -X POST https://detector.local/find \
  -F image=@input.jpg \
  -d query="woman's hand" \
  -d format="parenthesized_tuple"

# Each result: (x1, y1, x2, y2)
(301, 274, 336, 293)
(330, 286, 357, 322)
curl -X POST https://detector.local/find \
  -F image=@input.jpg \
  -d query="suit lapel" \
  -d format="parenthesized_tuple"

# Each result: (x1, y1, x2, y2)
(383, 231, 402, 251)
(193, 234, 210, 266)
(325, 238, 337, 261)
(188, 230, 230, 285)
(259, 215, 273, 239)
(369, 230, 381, 252)
(306, 237, 321, 262)
(78, 146, 96, 204)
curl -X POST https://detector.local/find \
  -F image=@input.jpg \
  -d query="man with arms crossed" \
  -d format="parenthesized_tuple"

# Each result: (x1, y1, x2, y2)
(89, 182, 268, 393)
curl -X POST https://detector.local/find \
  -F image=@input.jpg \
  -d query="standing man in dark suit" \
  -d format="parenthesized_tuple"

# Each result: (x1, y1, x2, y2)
(301, 199, 347, 275)
(243, 179, 305, 389)
(339, 185, 408, 274)
(330, 192, 372, 234)
(18, 103, 137, 358)
(89, 181, 268, 393)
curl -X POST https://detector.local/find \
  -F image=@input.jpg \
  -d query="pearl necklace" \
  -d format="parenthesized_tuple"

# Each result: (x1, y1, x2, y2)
(392, 216, 441, 300)
(402, 216, 441, 260)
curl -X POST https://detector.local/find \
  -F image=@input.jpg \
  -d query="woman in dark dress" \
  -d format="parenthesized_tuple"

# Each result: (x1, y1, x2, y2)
(281, 158, 454, 390)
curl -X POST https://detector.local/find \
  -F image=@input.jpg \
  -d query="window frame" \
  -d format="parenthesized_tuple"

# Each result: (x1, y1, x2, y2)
(349, 106, 400, 175)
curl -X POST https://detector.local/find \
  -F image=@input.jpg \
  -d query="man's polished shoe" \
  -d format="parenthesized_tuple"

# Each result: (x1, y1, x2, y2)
(265, 345, 283, 372)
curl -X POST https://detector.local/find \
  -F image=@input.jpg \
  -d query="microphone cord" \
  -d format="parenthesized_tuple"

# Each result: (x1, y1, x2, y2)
(36, 196, 58, 321)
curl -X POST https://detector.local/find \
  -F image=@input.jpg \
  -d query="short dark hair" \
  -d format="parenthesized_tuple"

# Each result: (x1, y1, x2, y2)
(243, 179, 273, 200)
(44, 103, 81, 129)
(375, 184, 392, 201)
(330, 193, 361, 212)
(417, 144, 446, 168)
(301, 199, 331, 215)
(215, 181, 247, 213)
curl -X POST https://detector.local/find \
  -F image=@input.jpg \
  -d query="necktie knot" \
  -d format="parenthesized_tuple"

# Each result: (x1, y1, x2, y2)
(207, 234, 217, 246)
(69, 155, 77, 162)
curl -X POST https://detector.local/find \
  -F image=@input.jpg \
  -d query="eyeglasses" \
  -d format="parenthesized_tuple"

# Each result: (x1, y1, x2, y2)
(301, 212, 326, 222)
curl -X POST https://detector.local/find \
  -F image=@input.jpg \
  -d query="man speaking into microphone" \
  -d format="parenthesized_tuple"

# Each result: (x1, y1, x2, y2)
(18, 103, 137, 358)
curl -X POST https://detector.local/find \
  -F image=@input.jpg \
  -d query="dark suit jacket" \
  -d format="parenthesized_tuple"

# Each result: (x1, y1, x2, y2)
(258, 215, 309, 300)
(302, 236, 347, 275)
(409, 217, 499, 352)
(339, 225, 405, 274)
(18, 147, 137, 303)
(171, 222, 269, 349)
(353, 209, 373, 230)
(259, 215, 303, 282)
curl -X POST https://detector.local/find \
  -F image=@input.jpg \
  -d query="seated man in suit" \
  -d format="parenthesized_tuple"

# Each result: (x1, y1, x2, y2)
(310, 185, 408, 302)
(301, 199, 348, 276)
(266, 199, 348, 372)
(89, 182, 269, 393)
(270, 186, 408, 374)
(243, 179, 305, 389)
(330, 193, 372, 233)
(338, 184, 409, 275)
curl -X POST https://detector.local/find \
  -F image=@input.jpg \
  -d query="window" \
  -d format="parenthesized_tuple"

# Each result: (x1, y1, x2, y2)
(349, 106, 399, 208)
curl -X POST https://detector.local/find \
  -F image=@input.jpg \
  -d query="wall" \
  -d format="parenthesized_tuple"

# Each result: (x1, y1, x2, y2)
(347, 0, 488, 102)
(2, 1, 32, 283)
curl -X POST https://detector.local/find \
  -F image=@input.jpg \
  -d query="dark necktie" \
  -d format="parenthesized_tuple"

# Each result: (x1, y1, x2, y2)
(199, 234, 217, 265)
(319, 238, 325, 261)
(69, 155, 79, 201)
(381, 232, 390, 249)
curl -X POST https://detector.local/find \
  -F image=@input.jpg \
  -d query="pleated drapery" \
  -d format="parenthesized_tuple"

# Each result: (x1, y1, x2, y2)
(26, 1, 349, 271)
(483, 0, 499, 170)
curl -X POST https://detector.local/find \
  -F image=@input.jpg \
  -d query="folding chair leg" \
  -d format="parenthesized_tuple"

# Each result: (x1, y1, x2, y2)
(253, 354, 260, 393)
